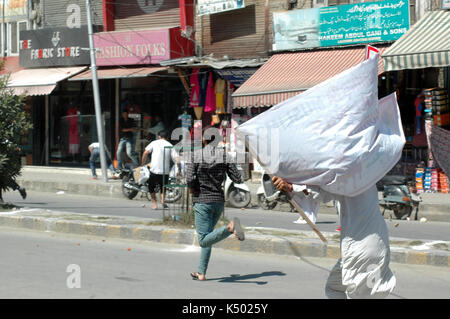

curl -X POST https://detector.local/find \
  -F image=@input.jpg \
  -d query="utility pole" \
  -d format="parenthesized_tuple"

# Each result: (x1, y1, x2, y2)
(2, 0, 5, 57)
(86, 0, 108, 182)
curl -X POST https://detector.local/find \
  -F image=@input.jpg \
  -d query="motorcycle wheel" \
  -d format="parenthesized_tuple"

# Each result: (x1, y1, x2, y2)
(257, 194, 277, 210)
(163, 187, 182, 203)
(393, 206, 412, 220)
(229, 187, 251, 208)
(122, 175, 138, 200)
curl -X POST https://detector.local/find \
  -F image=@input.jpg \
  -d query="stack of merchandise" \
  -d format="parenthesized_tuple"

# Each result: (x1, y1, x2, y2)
(439, 169, 449, 193)
(423, 168, 432, 192)
(415, 168, 424, 193)
(430, 168, 439, 192)
(424, 88, 450, 126)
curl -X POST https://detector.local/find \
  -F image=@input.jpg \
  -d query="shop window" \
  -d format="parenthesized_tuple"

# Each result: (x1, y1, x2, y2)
(1, 20, 27, 56)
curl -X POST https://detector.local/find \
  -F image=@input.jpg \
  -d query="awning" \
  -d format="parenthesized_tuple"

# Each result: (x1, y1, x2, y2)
(382, 10, 450, 72)
(232, 46, 388, 108)
(7, 66, 87, 96)
(69, 66, 168, 81)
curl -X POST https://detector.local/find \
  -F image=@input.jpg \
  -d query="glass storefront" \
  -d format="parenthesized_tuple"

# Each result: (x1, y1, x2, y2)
(48, 80, 114, 166)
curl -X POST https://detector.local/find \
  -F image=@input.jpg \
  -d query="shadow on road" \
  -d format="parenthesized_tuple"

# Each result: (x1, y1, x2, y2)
(208, 271, 286, 285)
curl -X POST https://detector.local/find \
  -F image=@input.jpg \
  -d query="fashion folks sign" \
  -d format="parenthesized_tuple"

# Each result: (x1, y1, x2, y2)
(19, 26, 90, 67)
(93, 29, 172, 66)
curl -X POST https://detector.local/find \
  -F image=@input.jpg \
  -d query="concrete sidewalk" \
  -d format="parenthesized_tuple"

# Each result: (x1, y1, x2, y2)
(16, 165, 450, 222)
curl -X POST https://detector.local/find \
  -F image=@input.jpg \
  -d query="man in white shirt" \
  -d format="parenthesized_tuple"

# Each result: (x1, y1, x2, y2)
(141, 130, 177, 209)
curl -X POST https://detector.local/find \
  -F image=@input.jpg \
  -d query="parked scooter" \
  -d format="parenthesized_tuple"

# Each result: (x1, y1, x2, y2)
(257, 172, 295, 211)
(120, 164, 182, 203)
(377, 175, 421, 220)
(225, 164, 252, 208)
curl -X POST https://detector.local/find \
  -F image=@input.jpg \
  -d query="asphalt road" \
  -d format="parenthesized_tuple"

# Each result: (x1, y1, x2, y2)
(0, 227, 449, 300)
(2, 190, 450, 241)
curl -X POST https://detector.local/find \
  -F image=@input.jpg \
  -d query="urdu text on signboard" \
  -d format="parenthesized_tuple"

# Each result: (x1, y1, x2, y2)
(273, 0, 410, 51)
(197, 0, 245, 16)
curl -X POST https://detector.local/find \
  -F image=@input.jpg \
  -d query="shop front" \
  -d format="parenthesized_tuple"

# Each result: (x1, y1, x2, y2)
(11, 26, 93, 166)
(382, 10, 450, 193)
(231, 45, 390, 179)
(160, 56, 266, 179)
(67, 27, 194, 166)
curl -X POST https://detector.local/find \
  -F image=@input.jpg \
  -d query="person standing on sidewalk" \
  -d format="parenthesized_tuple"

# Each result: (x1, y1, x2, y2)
(186, 126, 245, 281)
(141, 130, 176, 210)
(271, 176, 396, 299)
(116, 110, 139, 170)
(88, 142, 118, 180)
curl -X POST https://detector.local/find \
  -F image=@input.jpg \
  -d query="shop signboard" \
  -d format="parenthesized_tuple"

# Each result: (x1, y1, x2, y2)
(0, 0, 27, 22)
(197, 0, 245, 16)
(215, 68, 258, 87)
(273, 0, 410, 51)
(443, 0, 450, 9)
(19, 26, 90, 67)
(93, 29, 172, 66)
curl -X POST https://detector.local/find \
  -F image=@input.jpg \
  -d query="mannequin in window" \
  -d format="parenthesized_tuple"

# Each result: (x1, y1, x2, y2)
(67, 101, 80, 160)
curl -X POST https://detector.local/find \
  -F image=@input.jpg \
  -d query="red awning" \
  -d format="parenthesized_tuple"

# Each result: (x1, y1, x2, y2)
(69, 66, 168, 81)
(232, 46, 388, 108)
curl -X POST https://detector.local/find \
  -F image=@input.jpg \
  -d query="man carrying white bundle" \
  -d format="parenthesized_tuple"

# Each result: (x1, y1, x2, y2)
(236, 52, 403, 299)
(272, 176, 396, 299)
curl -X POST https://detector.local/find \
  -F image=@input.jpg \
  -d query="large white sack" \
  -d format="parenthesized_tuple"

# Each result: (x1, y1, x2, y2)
(235, 55, 405, 197)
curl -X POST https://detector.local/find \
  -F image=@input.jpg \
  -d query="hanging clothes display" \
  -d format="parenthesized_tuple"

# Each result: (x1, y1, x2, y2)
(189, 69, 200, 108)
(198, 69, 208, 107)
(226, 82, 235, 113)
(67, 103, 80, 155)
(204, 72, 216, 113)
(189, 69, 203, 120)
(178, 112, 192, 129)
(215, 78, 226, 114)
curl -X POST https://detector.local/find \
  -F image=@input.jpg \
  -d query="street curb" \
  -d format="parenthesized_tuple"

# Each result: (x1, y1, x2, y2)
(0, 212, 448, 268)
(16, 178, 450, 222)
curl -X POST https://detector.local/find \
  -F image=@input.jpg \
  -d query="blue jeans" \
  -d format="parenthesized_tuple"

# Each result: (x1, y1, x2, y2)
(90, 148, 115, 177)
(116, 138, 138, 169)
(194, 202, 231, 275)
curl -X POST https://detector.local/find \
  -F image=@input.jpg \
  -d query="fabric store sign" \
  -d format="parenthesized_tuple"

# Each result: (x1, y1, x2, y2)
(197, 0, 245, 16)
(93, 29, 171, 66)
(273, 0, 410, 51)
(19, 26, 90, 67)
(215, 68, 258, 87)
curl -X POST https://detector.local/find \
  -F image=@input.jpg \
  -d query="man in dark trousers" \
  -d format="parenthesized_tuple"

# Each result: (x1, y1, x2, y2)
(116, 109, 139, 170)
(186, 126, 245, 281)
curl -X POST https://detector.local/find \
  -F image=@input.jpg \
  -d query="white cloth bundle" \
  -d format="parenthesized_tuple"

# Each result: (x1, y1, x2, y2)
(235, 54, 405, 197)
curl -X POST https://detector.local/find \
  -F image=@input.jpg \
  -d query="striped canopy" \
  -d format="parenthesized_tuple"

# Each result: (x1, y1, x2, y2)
(382, 10, 450, 72)
(232, 46, 387, 108)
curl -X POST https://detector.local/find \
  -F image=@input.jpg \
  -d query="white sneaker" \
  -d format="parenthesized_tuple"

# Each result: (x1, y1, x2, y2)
(293, 217, 307, 224)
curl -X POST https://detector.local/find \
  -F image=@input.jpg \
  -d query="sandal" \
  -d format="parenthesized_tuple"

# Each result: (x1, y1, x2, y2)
(232, 217, 245, 241)
(190, 272, 206, 281)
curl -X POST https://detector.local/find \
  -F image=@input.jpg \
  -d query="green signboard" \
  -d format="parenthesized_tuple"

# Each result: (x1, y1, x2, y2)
(273, 0, 410, 51)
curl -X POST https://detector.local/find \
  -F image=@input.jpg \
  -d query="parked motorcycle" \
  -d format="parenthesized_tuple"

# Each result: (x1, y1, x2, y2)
(257, 172, 295, 211)
(225, 165, 252, 208)
(120, 164, 182, 203)
(377, 175, 421, 220)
